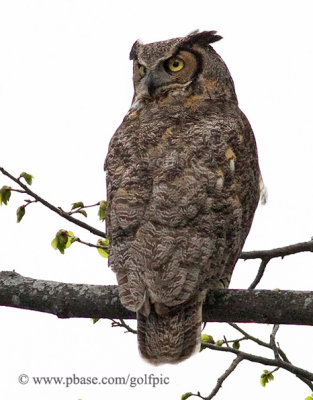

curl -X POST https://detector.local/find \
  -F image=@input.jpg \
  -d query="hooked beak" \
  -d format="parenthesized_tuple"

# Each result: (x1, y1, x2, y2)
(145, 73, 157, 96)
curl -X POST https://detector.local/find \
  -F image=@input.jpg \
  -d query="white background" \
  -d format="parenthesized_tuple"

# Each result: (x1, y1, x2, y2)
(1, 1, 313, 399)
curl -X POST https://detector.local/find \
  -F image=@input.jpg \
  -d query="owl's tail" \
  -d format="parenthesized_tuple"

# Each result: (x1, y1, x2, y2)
(137, 295, 205, 365)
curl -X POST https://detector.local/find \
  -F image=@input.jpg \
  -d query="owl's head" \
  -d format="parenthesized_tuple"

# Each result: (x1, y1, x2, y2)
(130, 30, 237, 105)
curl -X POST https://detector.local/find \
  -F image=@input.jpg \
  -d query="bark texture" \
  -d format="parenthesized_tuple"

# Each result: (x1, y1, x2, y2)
(1, 271, 313, 325)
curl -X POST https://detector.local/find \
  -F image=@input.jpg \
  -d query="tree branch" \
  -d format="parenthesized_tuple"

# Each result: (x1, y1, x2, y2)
(2, 167, 313, 397)
(241, 240, 313, 260)
(242, 239, 313, 290)
(228, 323, 278, 353)
(111, 319, 137, 334)
(2, 271, 313, 325)
(204, 355, 243, 400)
(0, 167, 106, 239)
(74, 237, 108, 250)
(248, 258, 270, 289)
(202, 342, 313, 382)
(269, 324, 280, 360)
(228, 323, 313, 391)
(187, 355, 243, 400)
(0, 270, 131, 319)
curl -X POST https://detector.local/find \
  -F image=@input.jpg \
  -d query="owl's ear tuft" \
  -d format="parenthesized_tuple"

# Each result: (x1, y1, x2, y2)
(130, 40, 144, 60)
(129, 41, 138, 60)
(184, 30, 223, 47)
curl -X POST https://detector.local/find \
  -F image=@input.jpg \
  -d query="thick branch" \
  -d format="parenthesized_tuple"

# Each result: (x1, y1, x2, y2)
(0, 271, 132, 319)
(2, 271, 313, 325)
(0, 167, 106, 238)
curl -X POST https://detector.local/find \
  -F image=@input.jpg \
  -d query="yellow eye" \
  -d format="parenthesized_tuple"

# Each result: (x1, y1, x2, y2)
(138, 64, 146, 78)
(167, 57, 185, 72)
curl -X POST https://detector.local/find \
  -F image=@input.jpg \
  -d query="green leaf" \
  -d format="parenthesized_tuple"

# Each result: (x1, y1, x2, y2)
(0, 186, 11, 205)
(65, 231, 75, 248)
(51, 230, 73, 254)
(16, 206, 26, 223)
(98, 200, 107, 221)
(97, 238, 109, 258)
(78, 209, 87, 218)
(232, 340, 240, 350)
(216, 340, 224, 346)
(20, 172, 33, 185)
(260, 370, 274, 387)
(70, 235, 78, 244)
(304, 396, 313, 400)
(71, 201, 84, 210)
(58, 231, 68, 254)
(91, 318, 100, 324)
(97, 248, 109, 258)
(201, 334, 215, 344)
(181, 393, 192, 400)
(101, 238, 109, 247)
(51, 237, 58, 250)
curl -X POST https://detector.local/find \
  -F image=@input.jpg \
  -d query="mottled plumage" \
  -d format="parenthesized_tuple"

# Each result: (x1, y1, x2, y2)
(105, 30, 261, 364)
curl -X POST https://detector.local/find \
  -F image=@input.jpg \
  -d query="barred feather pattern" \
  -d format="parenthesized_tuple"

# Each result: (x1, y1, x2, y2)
(137, 293, 206, 364)
(105, 31, 260, 364)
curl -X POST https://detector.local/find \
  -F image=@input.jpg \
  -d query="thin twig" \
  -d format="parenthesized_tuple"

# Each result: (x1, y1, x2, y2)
(111, 319, 137, 334)
(219, 337, 247, 346)
(68, 202, 100, 215)
(10, 188, 26, 194)
(204, 355, 243, 400)
(228, 323, 313, 391)
(248, 258, 270, 289)
(190, 356, 243, 399)
(270, 325, 280, 360)
(0, 167, 106, 238)
(241, 240, 313, 260)
(24, 199, 38, 208)
(74, 237, 108, 250)
(229, 323, 271, 347)
(269, 367, 280, 374)
(223, 335, 230, 348)
(229, 323, 287, 359)
(202, 342, 313, 382)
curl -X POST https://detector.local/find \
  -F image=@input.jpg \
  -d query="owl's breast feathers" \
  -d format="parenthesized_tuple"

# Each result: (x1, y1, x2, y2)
(105, 101, 260, 315)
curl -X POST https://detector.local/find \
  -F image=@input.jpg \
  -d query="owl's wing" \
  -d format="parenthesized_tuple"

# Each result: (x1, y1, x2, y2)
(105, 109, 260, 314)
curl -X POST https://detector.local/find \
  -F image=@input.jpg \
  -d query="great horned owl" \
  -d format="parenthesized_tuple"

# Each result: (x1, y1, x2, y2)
(105, 30, 261, 364)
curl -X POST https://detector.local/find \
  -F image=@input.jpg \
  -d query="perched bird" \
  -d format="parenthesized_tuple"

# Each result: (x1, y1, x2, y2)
(104, 30, 261, 364)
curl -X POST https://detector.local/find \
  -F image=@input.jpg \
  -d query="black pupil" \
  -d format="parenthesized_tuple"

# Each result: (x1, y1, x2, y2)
(173, 60, 179, 68)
